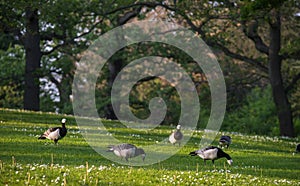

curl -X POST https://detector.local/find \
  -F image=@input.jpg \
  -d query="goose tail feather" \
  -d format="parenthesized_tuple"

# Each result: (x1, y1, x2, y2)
(38, 136, 46, 139)
(189, 151, 197, 156)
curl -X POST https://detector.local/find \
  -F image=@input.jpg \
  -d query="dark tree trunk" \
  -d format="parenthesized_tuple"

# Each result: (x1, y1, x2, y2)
(268, 10, 294, 137)
(48, 72, 72, 113)
(104, 9, 142, 120)
(23, 8, 41, 111)
(105, 58, 123, 120)
(58, 75, 73, 114)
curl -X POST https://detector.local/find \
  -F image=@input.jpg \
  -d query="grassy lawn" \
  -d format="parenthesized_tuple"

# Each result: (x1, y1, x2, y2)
(0, 108, 299, 185)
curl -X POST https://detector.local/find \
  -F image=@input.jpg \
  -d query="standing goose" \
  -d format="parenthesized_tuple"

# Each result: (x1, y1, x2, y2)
(38, 118, 67, 144)
(189, 146, 233, 165)
(169, 125, 183, 146)
(107, 143, 146, 162)
(219, 135, 232, 148)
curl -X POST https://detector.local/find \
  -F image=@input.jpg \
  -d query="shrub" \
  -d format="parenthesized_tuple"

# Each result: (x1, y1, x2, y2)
(223, 86, 279, 136)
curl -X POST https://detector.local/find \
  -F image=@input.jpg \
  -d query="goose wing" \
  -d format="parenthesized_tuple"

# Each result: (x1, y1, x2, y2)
(173, 130, 183, 140)
(169, 130, 183, 143)
(107, 144, 137, 160)
(38, 127, 61, 140)
(220, 136, 231, 142)
(190, 146, 218, 159)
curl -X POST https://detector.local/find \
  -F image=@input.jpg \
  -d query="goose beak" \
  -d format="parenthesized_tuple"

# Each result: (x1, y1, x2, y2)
(227, 159, 233, 165)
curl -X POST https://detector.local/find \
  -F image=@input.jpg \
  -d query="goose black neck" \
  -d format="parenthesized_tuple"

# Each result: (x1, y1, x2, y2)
(135, 148, 145, 156)
(218, 149, 231, 160)
(224, 153, 231, 160)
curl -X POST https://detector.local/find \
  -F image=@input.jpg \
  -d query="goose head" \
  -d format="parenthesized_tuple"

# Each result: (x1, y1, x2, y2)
(136, 148, 146, 161)
(227, 159, 233, 165)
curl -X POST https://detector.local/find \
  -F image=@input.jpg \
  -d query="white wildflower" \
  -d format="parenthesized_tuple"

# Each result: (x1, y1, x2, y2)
(55, 176, 60, 183)
(76, 165, 85, 169)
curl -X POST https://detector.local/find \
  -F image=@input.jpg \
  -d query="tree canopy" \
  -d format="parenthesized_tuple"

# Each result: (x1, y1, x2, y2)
(0, 0, 299, 137)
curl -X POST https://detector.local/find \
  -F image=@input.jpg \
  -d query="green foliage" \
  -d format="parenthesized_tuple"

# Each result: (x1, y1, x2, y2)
(281, 38, 300, 56)
(39, 93, 57, 113)
(294, 119, 300, 137)
(129, 80, 181, 125)
(0, 85, 23, 108)
(0, 45, 25, 84)
(241, 0, 287, 19)
(40, 52, 76, 114)
(0, 0, 298, 139)
(0, 109, 299, 185)
(223, 86, 280, 136)
(95, 42, 200, 123)
(0, 45, 25, 109)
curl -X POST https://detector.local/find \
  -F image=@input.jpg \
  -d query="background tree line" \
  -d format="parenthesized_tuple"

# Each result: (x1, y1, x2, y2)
(0, 0, 299, 137)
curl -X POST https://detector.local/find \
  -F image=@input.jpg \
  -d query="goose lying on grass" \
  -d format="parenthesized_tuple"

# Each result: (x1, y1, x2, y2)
(38, 118, 67, 144)
(189, 146, 233, 165)
(107, 143, 146, 162)
(169, 125, 183, 146)
(219, 135, 232, 148)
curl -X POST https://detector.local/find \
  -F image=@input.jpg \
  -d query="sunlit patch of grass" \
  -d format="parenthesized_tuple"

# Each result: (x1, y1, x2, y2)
(0, 108, 299, 185)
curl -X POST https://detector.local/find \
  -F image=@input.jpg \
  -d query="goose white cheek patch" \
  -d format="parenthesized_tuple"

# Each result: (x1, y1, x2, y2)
(227, 159, 233, 165)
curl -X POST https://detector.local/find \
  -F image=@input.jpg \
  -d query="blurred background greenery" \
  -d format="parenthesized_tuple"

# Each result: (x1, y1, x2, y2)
(0, 0, 299, 137)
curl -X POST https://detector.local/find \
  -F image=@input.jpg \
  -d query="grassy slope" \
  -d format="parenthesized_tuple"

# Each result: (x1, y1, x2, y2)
(0, 108, 299, 185)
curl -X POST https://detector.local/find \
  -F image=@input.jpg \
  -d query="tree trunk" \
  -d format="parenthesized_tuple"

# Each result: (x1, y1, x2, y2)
(23, 8, 41, 111)
(268, 10, 294, 137)
(103, 9, 142, 120)
(58, 75, 73, 114)
(105, 58, 123, 120)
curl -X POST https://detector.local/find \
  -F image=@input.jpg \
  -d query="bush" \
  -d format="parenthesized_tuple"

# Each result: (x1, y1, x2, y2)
(294, 118, 300, 137)
(222, 86, 280, 136)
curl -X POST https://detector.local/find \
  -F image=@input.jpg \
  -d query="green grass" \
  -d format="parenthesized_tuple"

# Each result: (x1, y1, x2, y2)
(0, 108, 299, 185)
